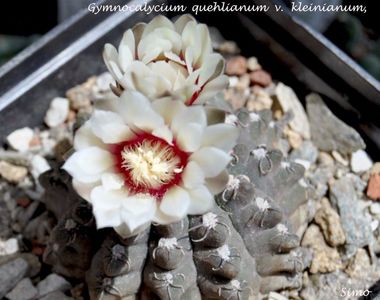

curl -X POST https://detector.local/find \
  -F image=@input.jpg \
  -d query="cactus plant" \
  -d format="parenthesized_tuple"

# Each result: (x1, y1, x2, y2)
(42, 14, 311, 299)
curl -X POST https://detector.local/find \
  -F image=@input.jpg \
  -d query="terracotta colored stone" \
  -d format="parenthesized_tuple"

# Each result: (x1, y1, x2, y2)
(225, 56, 247, 76)
(16, 197, 31, 208)
(367, 173, 380, 200)
(250, 70, 272, 87)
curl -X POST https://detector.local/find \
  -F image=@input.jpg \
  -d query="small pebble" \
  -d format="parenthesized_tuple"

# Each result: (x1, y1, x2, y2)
(332, 150, 349, 167)
(6, 127, 34, 152)
(218, 41, 240, 54)
(350, 149, 373, 173)
(5, 278, 37, 300)
(367, 173, 380, 200)
(250, 69, 272, 87)
(370, 203, 380, 215)
(247, 56, 261, 71)
(228, 76, 239, 88)
(0, 257, 29, 298)
(0, 161, 28, 183)
(0, 238, 18, 256)
(37, 273, 71, 298)
(371, 219, 379, 231)
(226, 56, 247, 76)
(268, 291, 288, 300)
(44, 97, 69, 128)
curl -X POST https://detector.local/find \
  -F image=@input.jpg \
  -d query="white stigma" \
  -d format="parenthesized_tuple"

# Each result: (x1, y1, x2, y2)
(121, 140, 181, 189)
(202, 212, 218, 229)
(158, 237, 178, 249)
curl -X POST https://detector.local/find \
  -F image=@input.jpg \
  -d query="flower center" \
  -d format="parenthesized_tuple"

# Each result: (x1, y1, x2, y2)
(111, 134, 188, 198)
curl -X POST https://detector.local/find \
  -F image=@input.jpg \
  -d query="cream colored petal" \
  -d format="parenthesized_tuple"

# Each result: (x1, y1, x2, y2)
(174, 14, 195, 33)
(142, 15, 174, 38)
(72, 179, 100, 202)
(119, 90, 164, 131)
(198, 53, 225, 87)
(171, 106, 207, 135)
(152, 208, 179, 225)
(101, 173, 124, 191)
(94, 209, 122, 228)
(187, 185, 215, 215)
(159, 186, 190, 220)
(190, 147, 231, 178)
(118, 43, 134, 73)
(205, 170, 229, 195)
(103, 44, 123, 83)
(182, 161, 205, 189)
(152, 98, 186, 124)
(91, 185, 125, 211)
(132, 23, 146, 48)
(152, 125, 173, 144)
(194, 75, 229, 105)
(63, 147, 114, 183)
(120, 194, 156, 233)
(118, 29, 135, 72)
(176, 123, 203, 152)
(89, 110, 135, 144)
(73, 121, 106, 151)
(202, 124, 239, 152)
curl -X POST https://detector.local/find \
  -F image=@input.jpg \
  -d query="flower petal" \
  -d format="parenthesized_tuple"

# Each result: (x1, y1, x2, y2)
(205, 170, 229, 195)
(63, 147, 114, 183)
(176, 123, 203, 152)
(202, 124, 239, 152)
(90, 186, 126, 228)
(159, 186, 190, 220)
(152, 98, 186, 124)
(182, 161, 204, 189)
(101, 173, 124, 191)
(72, 179, 100, 202)
(171, 105, 207, 135)
(198, 53, 225, 87)
(118, 29, 135, 71)
(190, 147, 231, 178)
(119, 90, 164, 131)
(152, 125, 173, 144)
(89, 110, 135, 144)
(194, 75, 229, 105)
(103, 44, 124, 83)
(114, 222, 150, 239)
(73, 121, 106, 151)
(174, 14, 195, 33)
(187, 185, 215, 215)
(120, 194, 157, 233)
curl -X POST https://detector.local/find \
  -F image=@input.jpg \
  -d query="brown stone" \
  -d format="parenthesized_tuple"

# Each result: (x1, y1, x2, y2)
(249, 70, 272, 87)
(225, 56, 247, 76)
(0, 161, 28, 183)
(367, 173, 380, 200)
(302, 224, 343, 274)
(314, 198, 345, 247)
(16, 197, 31, 208)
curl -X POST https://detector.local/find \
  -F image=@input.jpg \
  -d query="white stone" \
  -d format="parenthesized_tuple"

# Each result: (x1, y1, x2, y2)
(0, 238, 19, 256)
(370, 203, 380, 215)
(6, 127, 34, 152)
(268, 291, 288, 300)
(371, 219, 379, 231)
(44, 97, 69, 128)
(350, 149, 373, 173)
(228, 76, 239, 88)
(275, 82, 311, 139)
(247, 56, 261, 71)
(30, 155, 50, 179)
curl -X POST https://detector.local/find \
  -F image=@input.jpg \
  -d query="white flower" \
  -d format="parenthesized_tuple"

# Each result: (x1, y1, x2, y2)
(63, 91, 238, 238)
(103, 14, 228, 105)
